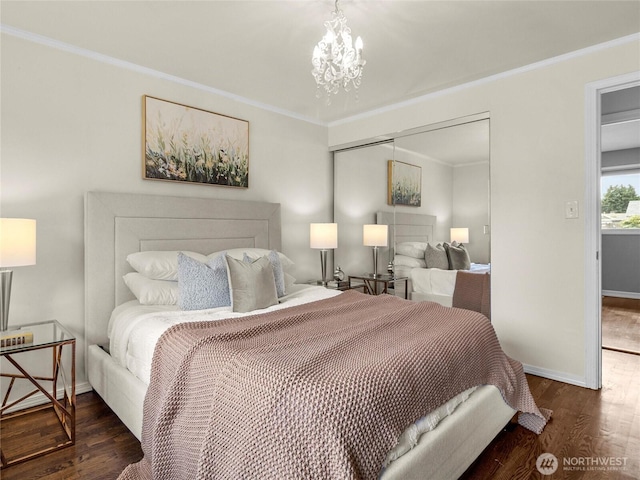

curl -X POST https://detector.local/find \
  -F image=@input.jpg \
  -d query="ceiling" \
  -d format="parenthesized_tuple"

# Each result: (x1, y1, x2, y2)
(1, 1, 639, 125)
(395, 119, 490, 167)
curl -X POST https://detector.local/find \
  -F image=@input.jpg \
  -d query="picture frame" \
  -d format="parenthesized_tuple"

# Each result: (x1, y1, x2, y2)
(388, 160, 422, 206)
(142, 95, 249, 188)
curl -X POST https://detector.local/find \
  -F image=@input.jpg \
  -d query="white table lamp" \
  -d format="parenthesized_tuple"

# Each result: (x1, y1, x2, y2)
(363, 224, 388, 278)
(0, 218, 37, 331)
(310, 223, 338, 286)
(450, 227, 469, 245)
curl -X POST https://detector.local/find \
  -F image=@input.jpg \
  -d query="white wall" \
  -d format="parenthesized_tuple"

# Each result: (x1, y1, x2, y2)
(0, 34, 333, 393)
(329, 38, 640, 384)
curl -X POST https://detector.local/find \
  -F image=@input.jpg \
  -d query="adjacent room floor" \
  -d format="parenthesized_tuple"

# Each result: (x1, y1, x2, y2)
(602, 296, 640, 355)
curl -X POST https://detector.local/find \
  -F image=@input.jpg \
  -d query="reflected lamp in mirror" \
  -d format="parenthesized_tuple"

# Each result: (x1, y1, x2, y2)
(0, 218, 37, 331)
(450, 227, 469, 245)
(310, 223, 338, 286)
(363, 224, 388, 278)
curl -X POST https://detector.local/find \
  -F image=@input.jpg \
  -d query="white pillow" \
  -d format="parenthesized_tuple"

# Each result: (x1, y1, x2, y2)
(394, 255, 427, 268)
(395, 242, 429, 259)
(127, 251, 208, 281)
(123, 272, 179, 305)
(127, 248, 295, 281)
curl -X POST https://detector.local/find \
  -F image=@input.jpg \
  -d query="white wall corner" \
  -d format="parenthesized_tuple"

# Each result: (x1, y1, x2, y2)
(523, 364, 587, 389)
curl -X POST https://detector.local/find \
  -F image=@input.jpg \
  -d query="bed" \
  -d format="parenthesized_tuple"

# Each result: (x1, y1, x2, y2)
(377, 212, 491, 309)
(85, 192, 547, 480)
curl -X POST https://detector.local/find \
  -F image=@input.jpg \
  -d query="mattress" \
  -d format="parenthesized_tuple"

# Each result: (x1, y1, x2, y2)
(108, 283, 340, 385)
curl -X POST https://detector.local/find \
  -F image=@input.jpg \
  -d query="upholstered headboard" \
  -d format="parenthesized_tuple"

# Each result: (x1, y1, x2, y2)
(376, 211, 436, 248)
(84, 191, 281, 349)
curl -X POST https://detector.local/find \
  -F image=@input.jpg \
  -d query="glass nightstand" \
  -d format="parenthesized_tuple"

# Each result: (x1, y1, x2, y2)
(306, 280, 353, 291)
(0, 320, 76, 468)
(348, 274, 409, 299)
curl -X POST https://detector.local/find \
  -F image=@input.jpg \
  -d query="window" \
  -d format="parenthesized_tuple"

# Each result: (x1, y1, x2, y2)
(601, 169, 640, 230)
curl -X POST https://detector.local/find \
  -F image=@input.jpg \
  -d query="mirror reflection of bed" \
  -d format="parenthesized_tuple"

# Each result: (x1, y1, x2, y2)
(377, 211, 491, 318)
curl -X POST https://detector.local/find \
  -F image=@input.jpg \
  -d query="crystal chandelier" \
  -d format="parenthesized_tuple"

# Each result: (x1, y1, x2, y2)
(311, 0, 365, 103)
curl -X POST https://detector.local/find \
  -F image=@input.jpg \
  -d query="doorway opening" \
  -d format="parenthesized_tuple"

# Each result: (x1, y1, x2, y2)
(585, 72, 640, 389)
(599, 86, 640, 356)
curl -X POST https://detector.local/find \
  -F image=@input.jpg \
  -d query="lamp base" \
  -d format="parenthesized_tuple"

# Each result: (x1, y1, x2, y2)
(0, 269, 13, 332)
(371, 246, 379, 279)
(318, 249, 329, 286)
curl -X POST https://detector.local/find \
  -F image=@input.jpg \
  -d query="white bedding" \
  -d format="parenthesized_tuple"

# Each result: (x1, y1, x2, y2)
(407, 264, 490, 306)
(108, 283, 341, 385)
(410, 264, 490, 295)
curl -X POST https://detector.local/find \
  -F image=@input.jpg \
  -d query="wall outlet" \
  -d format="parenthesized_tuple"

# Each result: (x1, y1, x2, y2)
(565, 200, 579, 219)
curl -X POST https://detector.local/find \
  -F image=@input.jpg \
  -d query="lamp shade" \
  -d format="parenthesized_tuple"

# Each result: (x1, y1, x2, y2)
(310, 223, 338, 249)
(0, 218, 36, 268)
(363, 224, 388, 247)
(450, 227, 469, 244)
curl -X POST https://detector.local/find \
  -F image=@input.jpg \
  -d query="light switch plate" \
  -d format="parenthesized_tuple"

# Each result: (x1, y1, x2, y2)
(565, 200, 579, 219)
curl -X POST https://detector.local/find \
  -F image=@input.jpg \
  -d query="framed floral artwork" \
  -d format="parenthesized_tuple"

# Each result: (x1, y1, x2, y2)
(142, 96, 249, 188)
(388, 160, 422, 206)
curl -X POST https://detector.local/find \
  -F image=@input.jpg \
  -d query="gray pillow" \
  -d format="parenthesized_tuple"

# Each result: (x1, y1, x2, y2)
(243, 250, 286, 297)
(445, 243, 471, 270)
(424, 243, 450, 269)
(177, 252, 230, 310)
(226, 255, 278, 313)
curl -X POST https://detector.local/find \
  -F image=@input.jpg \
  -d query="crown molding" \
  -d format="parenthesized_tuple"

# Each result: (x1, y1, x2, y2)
(329, 33, 640, 128)
(0, 24, 327, 127)
(3, 24, 638, 129)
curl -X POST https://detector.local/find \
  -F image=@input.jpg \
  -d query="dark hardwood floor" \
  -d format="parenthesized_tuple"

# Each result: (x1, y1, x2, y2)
(461, 349, 640, 479)
(602, 296, 640, 355)
(1, 391, 143, 480)
(2, 349, 639, 479)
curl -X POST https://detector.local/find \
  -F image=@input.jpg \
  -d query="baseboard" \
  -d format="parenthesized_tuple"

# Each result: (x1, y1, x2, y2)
(602, 290, 640, 300)
(3, 381, 93, 414)
(523, 364, 587, 388)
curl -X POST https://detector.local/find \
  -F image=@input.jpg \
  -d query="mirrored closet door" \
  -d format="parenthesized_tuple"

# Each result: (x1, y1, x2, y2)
(332, 114, 491, 302)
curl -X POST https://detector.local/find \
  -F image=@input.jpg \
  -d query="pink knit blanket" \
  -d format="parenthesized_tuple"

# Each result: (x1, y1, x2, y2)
(118, 290, 549, 480)
(453, 270, 491, 319)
